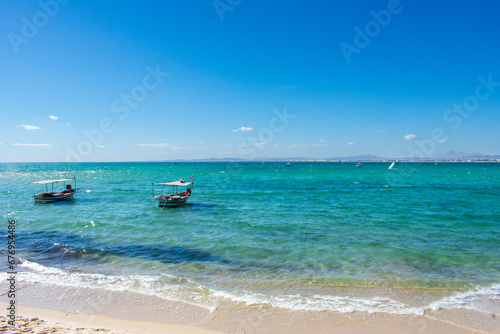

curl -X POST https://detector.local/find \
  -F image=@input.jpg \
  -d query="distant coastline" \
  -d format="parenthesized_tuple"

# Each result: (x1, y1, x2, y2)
(158, 151, 500, 163)
(160, 158, 500, 163)
(2, 158, 500, 164)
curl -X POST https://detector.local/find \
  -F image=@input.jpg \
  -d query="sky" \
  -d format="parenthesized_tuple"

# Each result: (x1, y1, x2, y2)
(1, 0, 499, 162)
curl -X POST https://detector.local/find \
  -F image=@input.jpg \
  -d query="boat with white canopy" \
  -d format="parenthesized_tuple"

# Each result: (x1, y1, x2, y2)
(31, 177, 78, 202)
(152, 180, 193, 207)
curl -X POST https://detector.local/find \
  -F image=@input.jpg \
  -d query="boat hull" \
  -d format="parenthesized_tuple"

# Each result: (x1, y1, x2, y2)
(154, 195, 190, 207)
(34, 191, 76, 202)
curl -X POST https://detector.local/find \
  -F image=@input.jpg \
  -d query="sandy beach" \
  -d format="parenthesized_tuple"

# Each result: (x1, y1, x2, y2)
(2, 302, 499, 334)
(0, 303, 219, 334)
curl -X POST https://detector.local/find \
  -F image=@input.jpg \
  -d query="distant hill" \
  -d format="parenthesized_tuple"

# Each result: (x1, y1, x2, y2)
(163, 155, 389, 162)
(159, 152, 499, 162)
(434, 151, 500, 160)
(326, 155, 389, 161)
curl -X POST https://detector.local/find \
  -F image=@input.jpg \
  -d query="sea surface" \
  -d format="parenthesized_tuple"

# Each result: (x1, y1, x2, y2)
(1, 162, 499, 315)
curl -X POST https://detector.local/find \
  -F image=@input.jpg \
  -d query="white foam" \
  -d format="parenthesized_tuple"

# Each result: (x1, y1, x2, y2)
(8, 260, 500, 315)
(14, 260, 216, 310)
(209, 285, 500, 314)
(428, 284, 500, 312)
(210, 289, 423, 314)
(2, 211, 18, 218)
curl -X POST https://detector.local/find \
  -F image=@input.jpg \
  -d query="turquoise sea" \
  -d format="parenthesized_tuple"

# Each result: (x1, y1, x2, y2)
(1, 162, 499, 315)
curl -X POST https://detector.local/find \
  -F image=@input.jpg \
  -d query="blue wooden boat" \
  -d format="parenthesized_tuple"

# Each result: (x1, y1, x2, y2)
(32, 177, 78, 202)
(152, 180, 193, 207)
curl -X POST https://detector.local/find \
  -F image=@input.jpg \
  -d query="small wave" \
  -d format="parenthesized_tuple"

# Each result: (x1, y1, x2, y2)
(210, 289, 422, 314)
(209, 285, 500, 314)
(2, 211, 18, 218)
(6, 260, 500, 316)
(14, 260, 217, 310)
(428, 284, 500, 312)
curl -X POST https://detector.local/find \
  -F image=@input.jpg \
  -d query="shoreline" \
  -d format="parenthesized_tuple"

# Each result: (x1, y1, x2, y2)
(2, 298, 499, 334)
(0, 303, 220, 334)
(2, 265, 500, 333)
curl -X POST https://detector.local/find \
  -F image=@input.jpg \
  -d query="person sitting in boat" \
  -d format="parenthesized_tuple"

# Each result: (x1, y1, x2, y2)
(179, 188, 191, 197)
(62, 184, 73, 193)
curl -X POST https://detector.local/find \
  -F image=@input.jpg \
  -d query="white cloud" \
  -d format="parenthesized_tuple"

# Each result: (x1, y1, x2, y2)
(288, 140, 327, 148)
(288, 144, 309, 148)
(49, 115, 58, 120)
(97, 145, 105, 148)
(347, 142, 356, 145)
(233, 126, 254, 132)
(440, 139, 447, 144)
(376, 130, 388, 133)
(404, 134, 419, 141)
(312, 140, 328, 147)
(136, 143, 171, 148)
(256, 142, 269, 147)
(13, 143, 52, 148)
(21, 124, 40, 130)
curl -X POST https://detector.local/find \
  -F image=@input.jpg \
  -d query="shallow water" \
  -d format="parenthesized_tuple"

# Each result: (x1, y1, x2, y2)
(1, 161, 499, 314)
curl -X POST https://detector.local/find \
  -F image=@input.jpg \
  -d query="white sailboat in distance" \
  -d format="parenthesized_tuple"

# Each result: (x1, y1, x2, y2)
(388, 162, 395, 169)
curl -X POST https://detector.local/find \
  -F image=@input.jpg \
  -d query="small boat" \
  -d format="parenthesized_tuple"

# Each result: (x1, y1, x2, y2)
(152, 180, 193, 207)
(356, 162, 363, 167)
(31, 177, 78, 202)
(388, 162, 395, 169)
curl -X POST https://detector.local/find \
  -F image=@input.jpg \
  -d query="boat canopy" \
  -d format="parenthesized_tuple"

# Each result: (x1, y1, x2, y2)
(153, 181, 192, 186)
(31, 178, 74, 184)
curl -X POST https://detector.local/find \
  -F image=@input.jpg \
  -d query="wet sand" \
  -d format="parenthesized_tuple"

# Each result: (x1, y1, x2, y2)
(1, 301, 499, 333)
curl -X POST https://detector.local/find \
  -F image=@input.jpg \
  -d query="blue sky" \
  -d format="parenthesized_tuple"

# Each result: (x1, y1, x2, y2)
(1, 0, 499, 162)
